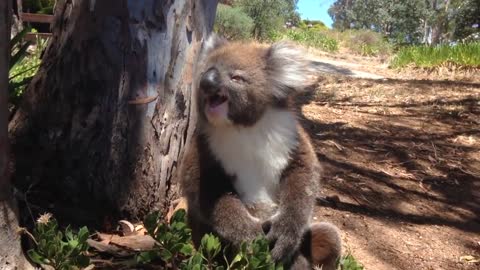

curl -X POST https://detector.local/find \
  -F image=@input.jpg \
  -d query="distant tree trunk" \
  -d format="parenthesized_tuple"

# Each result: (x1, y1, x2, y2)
(0, 1, 33, 269)
(9, 0, 217, 224)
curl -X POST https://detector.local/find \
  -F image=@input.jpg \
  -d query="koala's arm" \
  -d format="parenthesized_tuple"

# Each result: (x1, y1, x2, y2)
(181, 136, 263, 246)
(265, 128, 320, 262)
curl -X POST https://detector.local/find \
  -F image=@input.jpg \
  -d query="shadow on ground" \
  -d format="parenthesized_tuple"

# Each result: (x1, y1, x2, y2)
(300, 77, 480, 233)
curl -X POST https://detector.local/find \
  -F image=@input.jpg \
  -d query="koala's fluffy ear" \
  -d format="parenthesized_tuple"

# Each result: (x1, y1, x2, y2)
(204, 34, 227, 51)
(199, 34, 227, 61)
(266, 41, 315, 98)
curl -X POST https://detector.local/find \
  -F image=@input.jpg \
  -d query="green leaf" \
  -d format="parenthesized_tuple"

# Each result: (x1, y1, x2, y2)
(170, 209, 187, 224)
(10, 41, 32, 70)
(180, 244, 194, 256)
(68, 239, 79, 249)
(27, 249, 47, 265)
(143, 211, 160, 236)
(159, 249, 173, 262)
(77, 227, 89, 244)
(230, 254, 243, 265)
(136, 250, 158, 264)
(10, 26, 32, 51)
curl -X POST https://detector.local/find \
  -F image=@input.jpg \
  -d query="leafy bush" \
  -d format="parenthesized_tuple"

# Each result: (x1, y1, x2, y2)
(339, 253, 364, 270)
(136, 210, 195, 267)
(22, 0, 55, 14)
(390, 43, 480, 68)
(338, 29, 392, 56)
(27, 214, 90, 270)
(9, 27, 46, 105)
(25, 210, 366, 270)
(138, 209, 282, 269)
(215, 4, 254, 40)
(282, 29, 339, 52)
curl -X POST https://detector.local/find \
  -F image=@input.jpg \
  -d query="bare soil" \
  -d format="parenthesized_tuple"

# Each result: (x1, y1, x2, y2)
(304, 58, 480, 270)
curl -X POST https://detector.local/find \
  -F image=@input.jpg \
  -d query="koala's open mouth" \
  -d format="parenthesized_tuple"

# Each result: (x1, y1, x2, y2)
(207, 93, 228, 108)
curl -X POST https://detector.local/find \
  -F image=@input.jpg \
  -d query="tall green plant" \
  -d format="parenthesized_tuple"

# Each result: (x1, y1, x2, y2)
(390, 43, 480, 68)
(9, 26, 46, 105)
(283, 29, 339, 52)
(27, 214, 90, 270)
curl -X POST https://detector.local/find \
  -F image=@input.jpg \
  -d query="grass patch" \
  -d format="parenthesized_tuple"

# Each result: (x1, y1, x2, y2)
(390, 43, 480, 69)
(278, 29, 339, 52)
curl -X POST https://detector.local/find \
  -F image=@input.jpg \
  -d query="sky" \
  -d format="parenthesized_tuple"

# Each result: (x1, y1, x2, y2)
(297, 0, 335, 27)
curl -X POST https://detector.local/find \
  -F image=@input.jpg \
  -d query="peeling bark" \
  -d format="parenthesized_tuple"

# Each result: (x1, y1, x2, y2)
(9, 0, 217, 223)
(0, 0, 33, 268)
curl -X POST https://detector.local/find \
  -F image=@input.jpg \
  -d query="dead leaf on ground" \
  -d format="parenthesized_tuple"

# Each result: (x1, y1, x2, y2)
(87, 239, 133, 257)
(460, 255, 480, 263)
(97, 233, 156, 251)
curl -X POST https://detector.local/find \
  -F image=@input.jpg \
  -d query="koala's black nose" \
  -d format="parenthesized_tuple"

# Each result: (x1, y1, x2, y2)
(200, 68, 221, 94)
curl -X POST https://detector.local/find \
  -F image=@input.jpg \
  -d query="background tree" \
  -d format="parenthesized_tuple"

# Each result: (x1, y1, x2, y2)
(215, 3, 254, 40)
(452, 0, 480, 41)
(328, 0, 354, 30)
(235, 0, 297, 40)
(328, 0, 479, 44)
(329, 0, 427, 43)
(9, 0, 218, 228)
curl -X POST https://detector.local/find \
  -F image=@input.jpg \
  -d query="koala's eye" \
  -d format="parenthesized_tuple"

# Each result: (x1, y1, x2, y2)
(230, 72, 246, 83)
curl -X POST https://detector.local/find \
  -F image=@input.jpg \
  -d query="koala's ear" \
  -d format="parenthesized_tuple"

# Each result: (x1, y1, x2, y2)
(266, 41, 315, 98)
(199, 34, 227, 60)
(204, 34, 227, 52)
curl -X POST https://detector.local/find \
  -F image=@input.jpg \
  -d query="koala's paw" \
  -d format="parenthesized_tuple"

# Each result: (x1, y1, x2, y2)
(263, 219, 302, 263)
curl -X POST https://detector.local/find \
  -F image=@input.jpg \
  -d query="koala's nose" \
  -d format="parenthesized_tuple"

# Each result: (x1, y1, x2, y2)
(200, 68, 221, 94)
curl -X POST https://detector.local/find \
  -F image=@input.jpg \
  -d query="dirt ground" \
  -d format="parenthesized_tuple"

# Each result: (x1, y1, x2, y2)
(304, 57, 480, 270)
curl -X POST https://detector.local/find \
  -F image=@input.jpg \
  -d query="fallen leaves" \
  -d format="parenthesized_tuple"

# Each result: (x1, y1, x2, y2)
(87, 219, 155, 257)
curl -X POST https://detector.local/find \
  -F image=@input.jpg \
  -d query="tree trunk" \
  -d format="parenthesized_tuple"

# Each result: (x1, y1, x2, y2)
(9, 0, 217, 225)
(0, 1, 33, 269)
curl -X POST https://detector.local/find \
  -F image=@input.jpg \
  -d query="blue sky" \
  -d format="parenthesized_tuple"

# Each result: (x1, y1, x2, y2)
(297, 0, 335, 27)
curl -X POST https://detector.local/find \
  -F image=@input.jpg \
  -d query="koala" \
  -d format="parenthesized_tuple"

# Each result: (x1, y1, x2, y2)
(179, 35, 341, 270)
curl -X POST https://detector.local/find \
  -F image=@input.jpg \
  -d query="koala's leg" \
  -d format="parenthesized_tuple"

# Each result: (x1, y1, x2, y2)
(187, 211, 212, 247)
(205, 194, 264, 246)
(286, 253, 311, 270)
(300, 222, 342, 270)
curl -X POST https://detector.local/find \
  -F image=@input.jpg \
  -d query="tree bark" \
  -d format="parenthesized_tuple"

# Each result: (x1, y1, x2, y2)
(9, 0, 217, 224)
(0, 1, 33, 269)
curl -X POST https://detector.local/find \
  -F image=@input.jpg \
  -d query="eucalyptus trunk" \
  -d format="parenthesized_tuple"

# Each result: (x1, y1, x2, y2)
(0, 0, 34, 268)
(9, 0, 217, 224)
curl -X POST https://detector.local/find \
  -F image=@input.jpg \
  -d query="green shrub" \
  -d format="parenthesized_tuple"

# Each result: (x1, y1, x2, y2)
(339, 253, 364, 270)
(26, 210, 282, 270)
(138, 209, 282, 269)
(27, 214, 90, 270)
(22, 0, 55, 13)
(282, 29, 339, 52)
(339, 29, 392, 56)
(215, 4, 254, 40)
(390, 43, 480, 68)
(25, 210, 367, 270)
(9, 27, 46, 105)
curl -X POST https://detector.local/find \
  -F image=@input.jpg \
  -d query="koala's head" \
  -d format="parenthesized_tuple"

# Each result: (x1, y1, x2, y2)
(197, 35, 314, 127)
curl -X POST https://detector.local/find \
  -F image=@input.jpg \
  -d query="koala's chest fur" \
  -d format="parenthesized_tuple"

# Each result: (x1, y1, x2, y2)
(205, 109, 298, 215)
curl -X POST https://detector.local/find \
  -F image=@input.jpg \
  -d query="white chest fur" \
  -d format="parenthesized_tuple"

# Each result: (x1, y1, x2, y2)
(205, 109, 298, 205)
